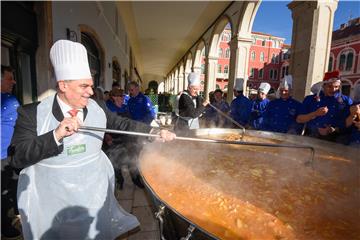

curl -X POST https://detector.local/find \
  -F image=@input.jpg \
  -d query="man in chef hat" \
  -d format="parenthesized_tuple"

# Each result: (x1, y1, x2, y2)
(296, 70, 352, 141)
(249, 82, 271, 129)
(262, 75, 303, 134)
(230, 77, 252, 127)
(9, 39, 175, 239)
(174, 72, 209, 133)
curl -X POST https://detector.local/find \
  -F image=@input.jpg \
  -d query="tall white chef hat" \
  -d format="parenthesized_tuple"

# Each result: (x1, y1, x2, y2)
(310, 81, 323, 95)
(258, 82, 271, 94)
(187, 72, 201, 86)
(50, 40, 92, 81)
(279, 75, 293, 90)
(234, 78, 244, 91)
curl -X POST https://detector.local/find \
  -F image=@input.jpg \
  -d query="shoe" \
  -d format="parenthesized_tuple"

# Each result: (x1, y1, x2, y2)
(131, 175, 145, 189)
(115, 170, 124, 190)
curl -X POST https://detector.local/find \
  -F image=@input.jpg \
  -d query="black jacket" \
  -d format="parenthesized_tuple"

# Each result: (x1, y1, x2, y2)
(9, 96, 151, 169)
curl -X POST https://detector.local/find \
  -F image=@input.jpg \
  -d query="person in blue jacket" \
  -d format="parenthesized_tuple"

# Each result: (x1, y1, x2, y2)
(204, 89, 230, 127)
(127, 81, 156, 125)
(250, 82, 271, 129)
(230, 78, 252, 128)
(106, 88, 129, 116)
(1, 65, 21, 238)
(345, 83, 360, 146)
(296, 70, 352, 142)
(262, 75, 303, 134)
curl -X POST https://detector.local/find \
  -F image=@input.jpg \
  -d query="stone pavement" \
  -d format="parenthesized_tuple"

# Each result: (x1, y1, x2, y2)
(115, 166, 160, 240)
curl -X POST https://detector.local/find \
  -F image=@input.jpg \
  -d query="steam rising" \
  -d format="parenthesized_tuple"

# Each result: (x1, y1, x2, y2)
(138, 130, 359, 240)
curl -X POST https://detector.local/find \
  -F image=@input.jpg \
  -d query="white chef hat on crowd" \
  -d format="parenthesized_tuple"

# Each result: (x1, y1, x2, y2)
(258, 82, 271, 94)
(234, 78, 244, 91)
(187, 72, 201, 86)
(279, 75, 293, 90)
(50, 40, 92, 81)
(310, 81, 323, 94)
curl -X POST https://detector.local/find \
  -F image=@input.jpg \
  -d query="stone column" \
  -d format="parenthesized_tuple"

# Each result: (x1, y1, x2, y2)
(227, 34, 252, 103)
(178, 72, 184, 92)
(183, 71, 189, 90)
(174, 75, 178, 94)
(204, 55, 218, 100)
(288, 0, 338, 101)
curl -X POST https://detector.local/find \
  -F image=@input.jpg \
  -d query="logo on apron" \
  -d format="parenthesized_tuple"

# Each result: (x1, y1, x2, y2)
(67, 144, 86, 156)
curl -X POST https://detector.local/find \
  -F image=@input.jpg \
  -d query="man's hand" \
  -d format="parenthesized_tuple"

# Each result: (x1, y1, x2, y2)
(349, 104, 360, 118)
(353, 121, 360, 130)
(54, 117, 81, 141)
(203, 99, 210, 107)
(318, 125, 337, 136)
(314, 106, 328, 117)
(158, 129, 176, 142)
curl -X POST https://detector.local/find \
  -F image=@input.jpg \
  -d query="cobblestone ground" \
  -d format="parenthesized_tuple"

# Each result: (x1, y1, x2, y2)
(115, 166, 160, 240)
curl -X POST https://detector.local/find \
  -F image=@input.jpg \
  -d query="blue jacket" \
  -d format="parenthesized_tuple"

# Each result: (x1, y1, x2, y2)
(204, 100, 230, 127)
(300, 92, 352, 136)
(1, 93, 20, 159)
(347, 101, 360, 146)
(262, 97, 303, 134)
(128, 93, 156, 124)
(230, 94, 252, 127)
(106, 99, 129, 115)
(250, 98, 270, 129)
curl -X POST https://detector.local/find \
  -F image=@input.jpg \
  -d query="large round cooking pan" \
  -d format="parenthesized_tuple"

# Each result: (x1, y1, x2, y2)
(139, 128, 359, 240)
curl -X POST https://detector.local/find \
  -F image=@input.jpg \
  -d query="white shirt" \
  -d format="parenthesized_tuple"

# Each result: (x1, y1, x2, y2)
(53, 95, 84, 145)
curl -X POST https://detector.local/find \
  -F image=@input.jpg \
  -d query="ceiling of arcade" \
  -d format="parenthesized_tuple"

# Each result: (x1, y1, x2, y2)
(117, 1, 231, 83)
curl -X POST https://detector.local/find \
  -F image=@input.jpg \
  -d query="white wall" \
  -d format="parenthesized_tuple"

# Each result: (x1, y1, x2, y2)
(52, 2, 131, 91)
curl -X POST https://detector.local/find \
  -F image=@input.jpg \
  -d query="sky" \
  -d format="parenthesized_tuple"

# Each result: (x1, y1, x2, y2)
(252, 0, 360, 44)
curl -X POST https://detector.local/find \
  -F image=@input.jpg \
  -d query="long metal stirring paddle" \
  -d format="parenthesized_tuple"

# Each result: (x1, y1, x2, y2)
(78, 126, 315, 164)
(208, 102, 246, 138)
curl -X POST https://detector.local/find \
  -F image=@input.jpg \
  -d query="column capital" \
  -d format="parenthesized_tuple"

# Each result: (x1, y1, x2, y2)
(207, 55, 219, 61)
(229, 35, 253, 49)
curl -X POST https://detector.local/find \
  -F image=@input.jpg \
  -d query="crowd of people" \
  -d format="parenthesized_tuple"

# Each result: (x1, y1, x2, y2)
(1, 39, 359, 239)
(199, 72, 359, 146)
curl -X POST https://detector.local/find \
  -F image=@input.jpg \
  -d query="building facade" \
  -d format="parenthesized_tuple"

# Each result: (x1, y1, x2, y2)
(201, 26, 291, 94)
(328, 17, 360, 96)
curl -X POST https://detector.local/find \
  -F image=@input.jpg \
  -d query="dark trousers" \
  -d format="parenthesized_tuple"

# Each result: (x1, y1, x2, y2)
(1, 158, 21, 237)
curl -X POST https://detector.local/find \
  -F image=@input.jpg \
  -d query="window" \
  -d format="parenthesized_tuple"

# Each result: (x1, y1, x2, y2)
(328, 56, 333, 72)
(346, 52, 353, 71)
(260, 52, 264, 62)
(270, 69, 274, 79)
(252, 37, 256, 45)
(251, 51, 256, 61)
(338, 50, 354, 71)
(225, 48, 230, 58)
(224, 65, 229, 74)
(222, 33, 230, 42)
(250, 68, 255, 78)
(339, 54, 346, 70)
(81, 32, 101, 87)
(201, 63, 205, 74)
(271, 40, 275, 48)
(218, 48, 223, 58)
(274, 70, 278, 80)
(217, 64, 222, 73)
(259, 69, 263, 78)
(262, 40, 266, 46)
(275, 55, 279, 63)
